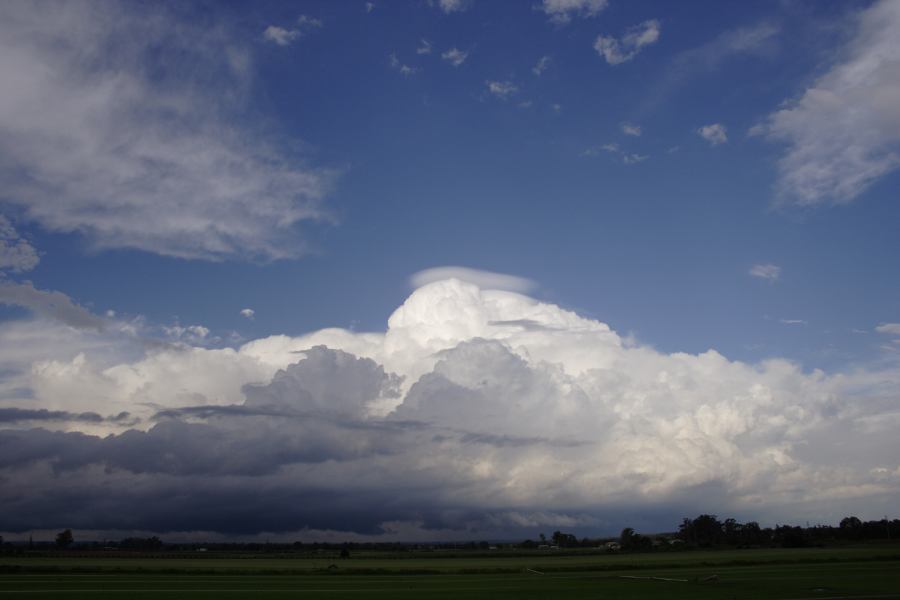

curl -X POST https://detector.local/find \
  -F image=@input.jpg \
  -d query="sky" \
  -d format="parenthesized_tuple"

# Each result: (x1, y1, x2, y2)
(0, 0, 899, 542)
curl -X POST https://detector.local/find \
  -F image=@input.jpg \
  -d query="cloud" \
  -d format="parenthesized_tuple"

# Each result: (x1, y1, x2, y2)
(0, 281, 104, 330)
(240, 308, 256, 320)
(583, 143, 648, 165)
(433, 0, 471, 14)
(595, 20, 661, 65)
(0, 216, 39, 273)
(698, 123, 728, 146)
(389, 53, 418, 76)
(0, 407, 133, 425)
(441, 48, 469, 67)
(409, 267, 535, 293)
(623, 153, 649, 165)
(752, 0, 900, 206)
(365, 2, 375, 13)
(485, 80, 518, 98)
(749, 264, 781, 282)
(163, 324, 211, 345)
(263, 15, 322, 47)
(779, 319, 808, 326)
(875, 323, 900, 336)
(416, 39, 432, 55)
(0, 1, 333, 263)
(621, 123, 642, 136)
(532, 56, 551, 76)
(2, 279, 900, 539)
(540, 0, 608, 25)
(262, 26, 300, 46)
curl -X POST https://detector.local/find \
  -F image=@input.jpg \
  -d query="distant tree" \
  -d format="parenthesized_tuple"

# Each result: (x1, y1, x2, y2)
(551, 531, 578, 547)
(678, 518, 695, 544)
(539, 533, 546, 544)
(119, 536, 162, 550)
(775, 525, 808, 548)
(55, 529, 74, 548)
(742, 521, 763, 546)
(723, 518, 741, 545)
(619, 528, 635, 547)
(339, 547, 350, 559)
(692, 515, 723, 547)
(840, 516, 862, 530)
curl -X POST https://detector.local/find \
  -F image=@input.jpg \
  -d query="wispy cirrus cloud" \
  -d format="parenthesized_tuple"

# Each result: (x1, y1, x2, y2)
(532, 55, 551, 76)
(389, 53, 418, 76)
(441, 47, 469, 67)
(875, 323, 900, 336)
(485, 80, 518, 99)
(432, 0, 471, 14)
(595, 20, 660, 65)
(540, 0, 608, 25)
(752, 0, 900, 206)
(0, 1, 333, 263)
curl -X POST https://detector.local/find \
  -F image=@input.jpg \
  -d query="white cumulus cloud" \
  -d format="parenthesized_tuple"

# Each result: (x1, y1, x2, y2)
(240, 308, 256, 320)
(262, 26, 299, 46)
(750, 264, 781, 282)
(263, 16, 322, 46)
(698, 123, 728, 146)
(622, 123, 642, 136)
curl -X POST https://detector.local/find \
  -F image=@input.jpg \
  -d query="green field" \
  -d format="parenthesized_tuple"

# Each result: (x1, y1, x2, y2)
(2, 547, 899, 598)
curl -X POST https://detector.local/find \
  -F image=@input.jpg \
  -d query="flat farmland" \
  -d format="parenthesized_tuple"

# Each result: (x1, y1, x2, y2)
(2, 547, 899, 598)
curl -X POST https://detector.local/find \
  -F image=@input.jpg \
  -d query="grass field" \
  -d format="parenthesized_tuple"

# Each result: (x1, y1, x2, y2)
(2, 547, 899, 598)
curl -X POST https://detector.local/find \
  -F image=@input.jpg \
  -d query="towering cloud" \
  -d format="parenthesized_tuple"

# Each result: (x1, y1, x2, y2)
(1, 278, 898, 540)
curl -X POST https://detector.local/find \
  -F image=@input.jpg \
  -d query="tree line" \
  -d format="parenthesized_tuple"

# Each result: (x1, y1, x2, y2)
(525, 515, 898, 551)
(2, 515, 895, 553)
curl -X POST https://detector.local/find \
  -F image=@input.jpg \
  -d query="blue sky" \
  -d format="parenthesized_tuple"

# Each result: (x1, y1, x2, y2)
(19, 0, 898, 368)
(1, 0, 899, 540)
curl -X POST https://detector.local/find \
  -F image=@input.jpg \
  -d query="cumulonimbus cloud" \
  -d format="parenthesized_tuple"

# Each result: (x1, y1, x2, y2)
(1, 277, 899, 540)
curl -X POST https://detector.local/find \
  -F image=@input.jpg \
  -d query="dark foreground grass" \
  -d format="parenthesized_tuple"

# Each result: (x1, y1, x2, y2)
(2, 548, 899, 599)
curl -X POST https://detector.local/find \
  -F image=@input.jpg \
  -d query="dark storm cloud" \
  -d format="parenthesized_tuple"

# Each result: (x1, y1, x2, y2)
(0, 347, 440, 535)
(0, 407, 132, 424)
